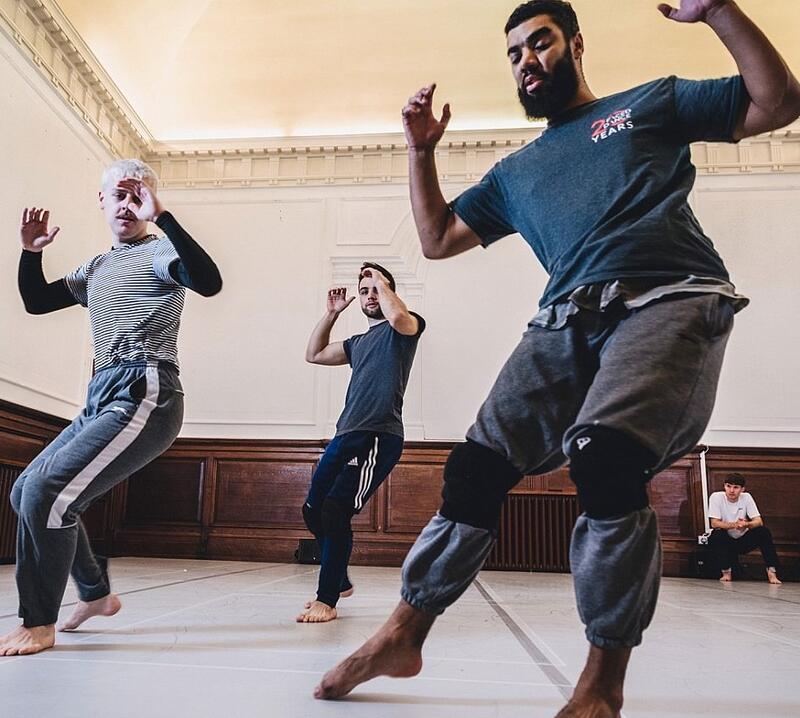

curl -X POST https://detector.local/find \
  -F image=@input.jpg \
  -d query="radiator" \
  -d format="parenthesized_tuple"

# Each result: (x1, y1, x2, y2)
(485, 493, 580, 572)
(0, 464, 21, 563)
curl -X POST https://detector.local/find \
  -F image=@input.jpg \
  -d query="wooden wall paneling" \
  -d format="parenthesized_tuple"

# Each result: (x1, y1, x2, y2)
(199, 456, 217, 556)
(0, 464, 23, 563)
(385, 462, 444, 535)
(2, 399, 799, 578)
(193, 440, 325, 563)
(648, 456, 704, 576)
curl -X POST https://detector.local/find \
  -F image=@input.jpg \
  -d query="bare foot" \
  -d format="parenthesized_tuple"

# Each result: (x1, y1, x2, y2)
(719, 569, 732, 582)
(767, 570, 782, 585)
(314, 600, 434, 699)
(554, 645, 628, 718)
(0, 624, 56, 656)
(305, 587, 354, 609)
(556, 698, 621, 717)
(555, 698, 621, 717)
(57, 593, 121, 631)
(297, 601, 337, 623)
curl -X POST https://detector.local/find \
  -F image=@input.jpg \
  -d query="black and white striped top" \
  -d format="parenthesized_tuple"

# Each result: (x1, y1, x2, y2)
(64, 236, 185, 371)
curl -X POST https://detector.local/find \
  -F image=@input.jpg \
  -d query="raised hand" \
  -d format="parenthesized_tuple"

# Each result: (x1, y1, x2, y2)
(327, 287, 354, 314)
(20, 207, 60, 252)
(115, 178, 165, 223)
(402, 84, 451, 151)
(360, 265, 389, 288)
(657, 0, 729, 23)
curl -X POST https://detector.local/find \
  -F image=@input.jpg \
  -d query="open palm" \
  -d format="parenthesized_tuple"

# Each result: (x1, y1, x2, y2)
(327, 288, 354, 314)
(658, 0, 728, 23)
(20, 207, 60, 252)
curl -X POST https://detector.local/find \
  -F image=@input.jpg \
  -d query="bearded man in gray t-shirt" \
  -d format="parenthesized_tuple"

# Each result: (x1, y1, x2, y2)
(315, 1, 800, 713)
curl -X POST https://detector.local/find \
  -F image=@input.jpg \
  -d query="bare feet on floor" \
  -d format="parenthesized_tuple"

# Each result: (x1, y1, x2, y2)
(297, 601, 337, 623)
(57, 593, 122, 631)
(555, 697, 621, 718)
(314, 600, 433, 700)
(304, 586, 353, 609)
(553, 645, 628, 718)
(720, 569, 732, 582)
(0, 624, 56, 656)
(767, 569, 782, 585)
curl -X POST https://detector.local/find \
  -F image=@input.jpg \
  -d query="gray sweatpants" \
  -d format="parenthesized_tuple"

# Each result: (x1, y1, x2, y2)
(401, 293, 734, 648)
(10, 361, 183, 627)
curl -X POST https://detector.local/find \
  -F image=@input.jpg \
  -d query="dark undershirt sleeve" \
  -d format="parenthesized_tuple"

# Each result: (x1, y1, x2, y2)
(18, 250, 78, 314)
(156, 211, 223, 297)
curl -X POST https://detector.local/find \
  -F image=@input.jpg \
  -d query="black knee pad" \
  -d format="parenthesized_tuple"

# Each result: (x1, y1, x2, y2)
(567, 427, 657, 519)
(440, 440, 522, 532)
(321, 498, 354, 539)
(302, 502, 322, 536)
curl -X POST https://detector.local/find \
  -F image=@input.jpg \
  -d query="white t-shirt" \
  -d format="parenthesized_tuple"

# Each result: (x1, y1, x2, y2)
(708, 491, 761, 539)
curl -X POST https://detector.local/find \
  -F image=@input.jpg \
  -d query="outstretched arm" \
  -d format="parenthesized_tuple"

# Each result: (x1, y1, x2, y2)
(17, 207, 77, 315)
(305, 288, 352, 365)
(403, 84, 482, 259)
(659, 0, 800, 138)
(116, 178, 223, 297)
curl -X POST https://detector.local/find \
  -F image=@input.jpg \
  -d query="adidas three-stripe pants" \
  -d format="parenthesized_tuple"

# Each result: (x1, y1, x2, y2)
(304, 430, 403, 607)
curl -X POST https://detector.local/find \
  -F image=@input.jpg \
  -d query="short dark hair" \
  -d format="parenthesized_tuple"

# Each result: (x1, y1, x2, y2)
(724, 472, 747, 487)
(504, 0, 580, 40)
(359, 262, 396, 292)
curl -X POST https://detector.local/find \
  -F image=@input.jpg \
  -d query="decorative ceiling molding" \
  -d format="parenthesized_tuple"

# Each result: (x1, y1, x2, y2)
(3, 0, 799, 181)
(144, 129, 535, 190)
(0, 0, 152, 158)
(146, 127, 800, 189)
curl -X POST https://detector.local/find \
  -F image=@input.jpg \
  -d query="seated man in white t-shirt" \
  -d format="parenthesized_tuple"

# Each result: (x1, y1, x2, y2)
(707, 473, 781, 584)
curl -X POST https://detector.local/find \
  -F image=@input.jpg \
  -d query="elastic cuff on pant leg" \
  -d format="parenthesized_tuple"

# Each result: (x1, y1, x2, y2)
(399, 589, 446, 616)
(586, 629, 643, 650)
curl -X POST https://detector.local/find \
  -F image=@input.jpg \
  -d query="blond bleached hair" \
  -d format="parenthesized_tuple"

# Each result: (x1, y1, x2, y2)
(101, 159, 159, 192)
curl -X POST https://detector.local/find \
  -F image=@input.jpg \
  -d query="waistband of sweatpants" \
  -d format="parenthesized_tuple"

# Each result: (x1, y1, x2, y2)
(92, 359, 179, 376)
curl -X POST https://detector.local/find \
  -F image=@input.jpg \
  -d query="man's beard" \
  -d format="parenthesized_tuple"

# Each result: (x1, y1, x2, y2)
(363, 305, 384, 320)
(517, 50, 579, 121)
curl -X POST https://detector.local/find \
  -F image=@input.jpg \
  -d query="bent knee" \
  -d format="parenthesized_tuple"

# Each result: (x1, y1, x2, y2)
(440, 440, 522, 532)
(567, 427, 657, 519)
(321, 497, 354, 538)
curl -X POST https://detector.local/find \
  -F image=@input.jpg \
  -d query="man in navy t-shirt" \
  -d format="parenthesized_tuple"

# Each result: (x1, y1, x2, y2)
(300, 263, 424, 623)
(316, 0, 800, 712)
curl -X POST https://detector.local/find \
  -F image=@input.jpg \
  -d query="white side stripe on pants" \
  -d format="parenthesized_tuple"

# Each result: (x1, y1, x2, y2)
(47, 365, 161, 529)
(354, 436, 379, 510)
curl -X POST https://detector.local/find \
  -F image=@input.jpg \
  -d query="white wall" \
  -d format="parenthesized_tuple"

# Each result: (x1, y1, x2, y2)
(160, 166, 800, 448)
(0, 27, 113, 418)
(2, 20, 800, 449)
(693, 173, 800, 447)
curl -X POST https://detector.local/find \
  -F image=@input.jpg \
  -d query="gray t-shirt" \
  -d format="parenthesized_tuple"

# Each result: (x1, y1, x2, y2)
(335, 312, 426, 437)
(451, 76, 745, 308)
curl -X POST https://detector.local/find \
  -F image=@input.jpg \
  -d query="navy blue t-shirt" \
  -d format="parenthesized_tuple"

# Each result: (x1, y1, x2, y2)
(451, 76, 745, 308)
(335, 312, 426, 438)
